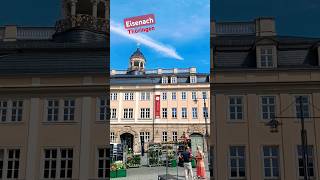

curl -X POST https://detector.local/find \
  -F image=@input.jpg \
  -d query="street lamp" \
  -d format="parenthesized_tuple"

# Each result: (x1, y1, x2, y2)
(266, 96, 320, 180)
(192, 96, 209, 154)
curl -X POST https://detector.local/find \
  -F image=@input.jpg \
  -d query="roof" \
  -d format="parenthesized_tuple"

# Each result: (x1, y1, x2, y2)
(111, 73, 209, 85)
(130, 48, 145, 61)
(212, 35, 320, 69)
(0, 28, 108, 75)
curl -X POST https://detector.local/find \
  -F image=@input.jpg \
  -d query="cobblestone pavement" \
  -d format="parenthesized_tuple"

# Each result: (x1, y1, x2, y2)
(115, 166, 210, 180)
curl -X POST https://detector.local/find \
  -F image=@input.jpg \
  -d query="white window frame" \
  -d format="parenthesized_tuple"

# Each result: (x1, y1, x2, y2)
(47, 99, 59, 122)
(190, 75, 197, 83)
(63, 99, 75, 121)
(124, 108, 134, 119)
(172, 131, 178, 142)
(192, 107, 198, 119)
(295, 95, 310, 119)
(0, 149, 20, 179)
(228, 96, 244, 121)
(181, 92, 187, 100)
(162, 92, 167, 100)
(97, 148, 108, 179)
(110, 132, 115, 143)
(162, 108, 168, 119)
(171, 76, 177, 84)
(172, 92, 177, 100)
(111, 108, 117, 119)
(260, 47, 274, 68)
(110, 93, 117, 101)
(41, 148, 73, 179)
(162, 77, 168, 84)
(172, 108, 177, 119)
(260, 96, 276, 121)
(162, 132, 168, 142)
(192, 91, 197, 100)
(297, 145, 315, 179)
(262, 146, 280, 179)
(182, 107, 187, 119)
(98, 97, 108, 121)
(11, 100, 23, 122)
(229, 146, 246, 179)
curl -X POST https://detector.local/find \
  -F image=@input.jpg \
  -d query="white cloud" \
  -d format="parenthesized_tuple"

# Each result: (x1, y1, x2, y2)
(110, 21, 184, 60)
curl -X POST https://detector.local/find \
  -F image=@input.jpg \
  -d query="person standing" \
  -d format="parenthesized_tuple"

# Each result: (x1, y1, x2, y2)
(180, 146, 194, 180)
(195, 146, 206, 179)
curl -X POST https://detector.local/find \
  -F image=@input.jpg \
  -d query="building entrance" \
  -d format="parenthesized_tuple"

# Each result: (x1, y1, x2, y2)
(120, 133, 134, 151)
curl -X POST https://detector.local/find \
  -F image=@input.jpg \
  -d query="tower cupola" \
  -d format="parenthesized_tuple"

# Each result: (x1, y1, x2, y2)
(128, 48, 146, 74)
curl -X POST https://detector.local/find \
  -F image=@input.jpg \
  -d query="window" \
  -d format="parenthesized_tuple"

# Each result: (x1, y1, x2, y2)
(162, 132, 168, 142)
(172, 92, 177, 100)
(229, 96, 243, 121)
(0, 150, 3, 178)
(181, 92, 187, 100)
(43, 148, 73, 179)
(229, 146, 246, 179)
(172, 108, 177, 118)
(171, 76, 177, 84)
(6, 149, 20, 179)
(0, 149, 20, 179)
(110, 93, 117, 101)
(182, 108, 187, 119)
(260, 48, 274, 68)
(124, 93, 134, 101)
(123, 108, 133, 119)
(0, 101, 7, 122)
(297, 145, 314, 178)
(263, 146, 279, 179)
(63, 99, 75, 121)
(139, 132, 150, 142)
(162, 77, 168, 84)
(97, 148, 108, 178)
(190, 75, 197, 83)
(47, 99, 59, 121)
(192, 107, 198, 119)
(172, 131, 178, 142)
(261, 96, 276, 120)
(203, 107, 208, 118)
(99, 98, 108, 121)
(111, 109, 117, 119)
(295, 96, 310, 118)
(110, 132, 115, 143)
(140, 108, 150, 119)
(192, 91, 197, 100)
(162, 92, 167, 100)
(202, 91, 207, 100)
(11, 100, 23, 122)
(140, 92, 150, 101)
(162, 108, 168, 119)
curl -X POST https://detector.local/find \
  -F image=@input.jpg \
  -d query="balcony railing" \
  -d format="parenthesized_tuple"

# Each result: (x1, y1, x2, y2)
(216, 22, 256, 35)
(17, 27, 55, 40)
(55, 14, 108, 33)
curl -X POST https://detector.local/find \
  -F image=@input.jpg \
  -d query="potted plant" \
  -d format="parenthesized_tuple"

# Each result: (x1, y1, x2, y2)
(114, 161, 127, 177)
(110, 163, 117, 178)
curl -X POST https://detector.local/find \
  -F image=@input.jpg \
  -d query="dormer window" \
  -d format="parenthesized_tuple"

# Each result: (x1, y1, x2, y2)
(162, 77, 168, 84)
(257, 46, 277, 68)
(190, 75, 197, 83)
(171, 76, 177, 84)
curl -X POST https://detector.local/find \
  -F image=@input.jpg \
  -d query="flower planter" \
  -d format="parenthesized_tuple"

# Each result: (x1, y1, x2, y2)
(110, 171, 117, 178)
(171, 159, 177, 167)
(117, 169, 127, 177)
(191, 159, 196, 168)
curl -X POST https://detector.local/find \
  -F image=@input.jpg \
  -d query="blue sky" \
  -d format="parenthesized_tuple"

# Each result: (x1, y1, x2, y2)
(111, 0, 210, 73)
(213, 0, 320, 37)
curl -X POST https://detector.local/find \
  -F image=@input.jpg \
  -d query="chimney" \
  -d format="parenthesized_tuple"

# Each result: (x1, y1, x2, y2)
(255, 17, 276, 37)
(3, 25, 17, 42)
(211, 21, 216, 37)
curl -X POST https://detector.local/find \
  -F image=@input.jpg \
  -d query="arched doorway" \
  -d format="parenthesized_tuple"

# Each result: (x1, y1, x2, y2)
(190, 133, 204, 155)
(120, 133, 134, 151)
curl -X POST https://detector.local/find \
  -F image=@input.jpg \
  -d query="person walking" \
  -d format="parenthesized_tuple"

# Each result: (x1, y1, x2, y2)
(195, 146, 206, 179)
(180, 146, 194, 180)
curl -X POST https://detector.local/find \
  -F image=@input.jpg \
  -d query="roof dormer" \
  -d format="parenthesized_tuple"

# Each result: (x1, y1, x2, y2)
(255, 38, 278, 69)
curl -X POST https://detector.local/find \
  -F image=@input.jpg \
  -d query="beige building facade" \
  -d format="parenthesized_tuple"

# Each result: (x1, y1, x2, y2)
(110, 48, 210, 154)
(210, 18, 320, 179)
(0, 0, 109, 179)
